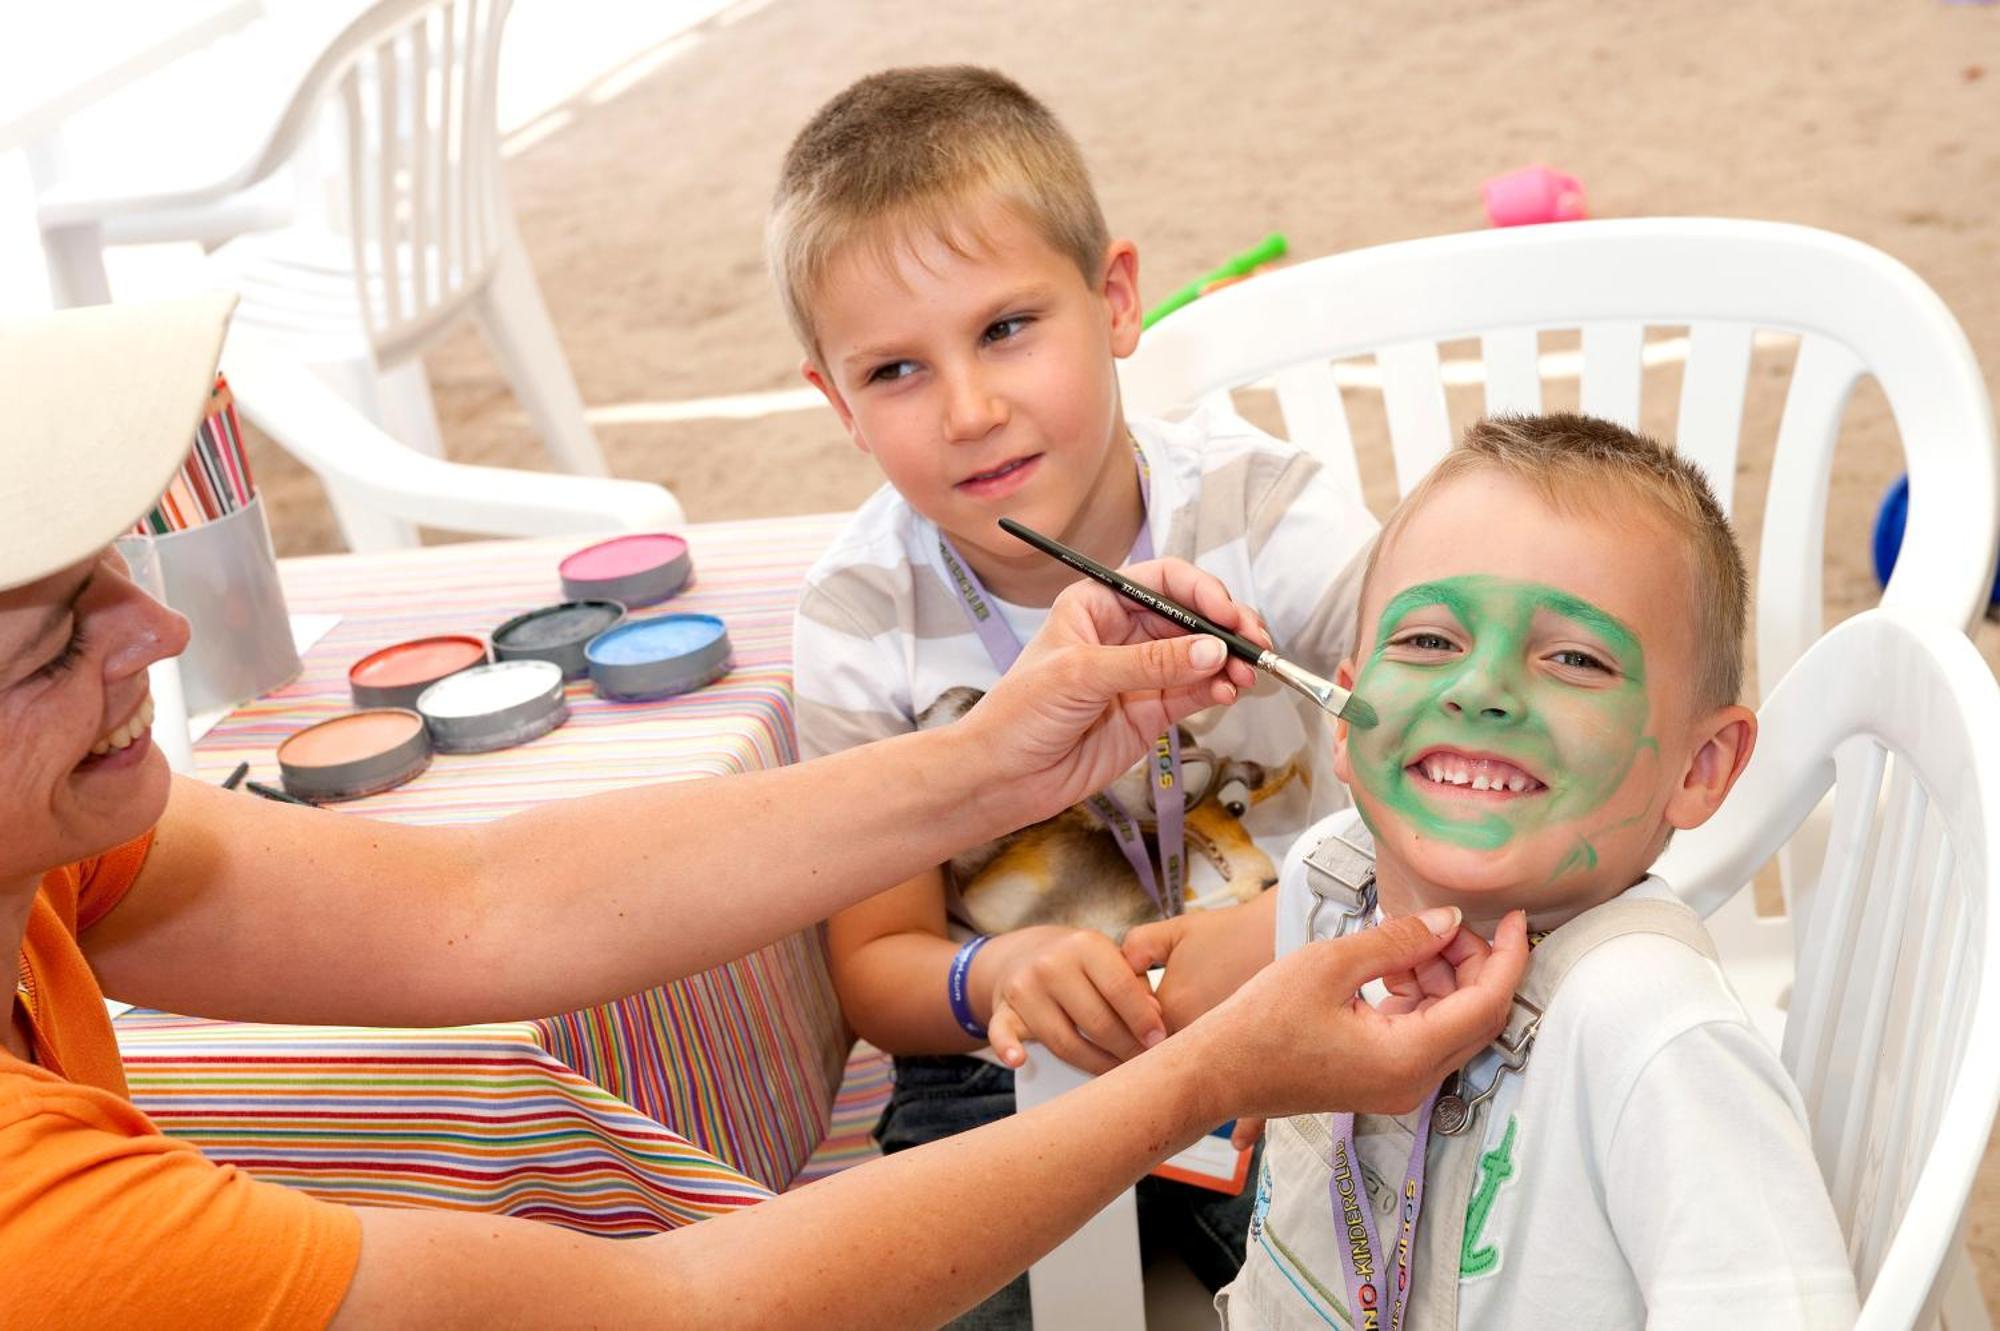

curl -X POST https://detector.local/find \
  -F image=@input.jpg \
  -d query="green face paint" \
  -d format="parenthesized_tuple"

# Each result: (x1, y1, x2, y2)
(1346, 575, 1653, 853)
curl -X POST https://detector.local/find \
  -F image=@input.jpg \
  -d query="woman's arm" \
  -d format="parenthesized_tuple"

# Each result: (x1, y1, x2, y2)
(330, 911, 1528, 1329)
(85, 560, 1262, 1026)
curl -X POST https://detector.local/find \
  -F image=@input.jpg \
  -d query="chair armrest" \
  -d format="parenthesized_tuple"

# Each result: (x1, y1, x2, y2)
(226, 344, 686, 537)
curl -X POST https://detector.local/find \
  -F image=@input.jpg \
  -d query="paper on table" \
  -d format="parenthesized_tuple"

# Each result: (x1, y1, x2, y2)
(186, 612, 340, 743)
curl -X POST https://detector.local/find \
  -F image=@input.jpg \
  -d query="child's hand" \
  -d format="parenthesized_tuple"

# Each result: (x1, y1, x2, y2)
(1121, 892, 1277, 1033)
(983, 926, 1167, 1075)
(1378, 919, 1500, 1015)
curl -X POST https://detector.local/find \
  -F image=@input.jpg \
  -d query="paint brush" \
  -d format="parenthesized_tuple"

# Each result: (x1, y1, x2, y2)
(244, 779, 313, 806)
(997, 517, 1378, 729)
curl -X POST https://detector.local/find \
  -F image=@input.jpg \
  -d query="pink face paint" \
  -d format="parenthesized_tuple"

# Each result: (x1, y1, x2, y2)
(558, 534, 691, 607)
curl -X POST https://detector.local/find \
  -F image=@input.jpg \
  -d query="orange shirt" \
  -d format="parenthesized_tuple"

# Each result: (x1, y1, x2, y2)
(1, 833, 361, 1328)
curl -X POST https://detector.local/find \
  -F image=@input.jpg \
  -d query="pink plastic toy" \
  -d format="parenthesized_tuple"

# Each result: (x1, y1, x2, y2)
(1482, 164, 1589, 227)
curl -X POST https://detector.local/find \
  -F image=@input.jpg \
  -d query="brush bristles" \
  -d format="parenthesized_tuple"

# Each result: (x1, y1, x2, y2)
(1339, 693, 1378, 730)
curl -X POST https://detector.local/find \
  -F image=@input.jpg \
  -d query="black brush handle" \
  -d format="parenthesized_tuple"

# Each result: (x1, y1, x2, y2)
(244, 780, 313, 807)
(997, 518, 1266, 662)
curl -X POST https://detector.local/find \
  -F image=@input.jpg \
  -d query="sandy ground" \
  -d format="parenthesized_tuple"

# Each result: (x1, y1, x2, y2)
(238, 0, 2000, 1305)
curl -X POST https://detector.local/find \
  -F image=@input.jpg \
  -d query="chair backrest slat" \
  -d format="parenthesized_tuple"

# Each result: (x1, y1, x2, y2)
(1753, 335, 1866, 699)
(1479, 328, 1543, 416)
(470, 0, 504, 273)
(1674, 321, 1757, 513)
(1827, 769, 1928, 1215)
(372, 46, 402, 328)
(436, 0, 460, 295)
(407, 14, 432, 310)
(1783, 739, 1887, 1105)
(1807, 756, 1909, 1181)
(1271, 361, 1364, 497)
(1860, 837, 1958, 1282)
(1578, 322, 1644, 428)
(338, 71, 374, 326)
(1376, 340, 1453, 489)
(1929, 921, 1975, 1155)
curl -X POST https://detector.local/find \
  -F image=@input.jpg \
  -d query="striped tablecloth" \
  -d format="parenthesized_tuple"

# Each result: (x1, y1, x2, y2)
(117, 1012, 776, 1232)
(118, 512, 868, 1219)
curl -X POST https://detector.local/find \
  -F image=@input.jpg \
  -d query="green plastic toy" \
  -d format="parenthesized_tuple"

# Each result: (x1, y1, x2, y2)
(1142, 232, 1289, 329)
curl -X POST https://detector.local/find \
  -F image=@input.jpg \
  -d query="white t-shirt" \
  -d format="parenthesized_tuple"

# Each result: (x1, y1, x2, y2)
(1237, 811, 1860, 1329)
(791, 406, 1378, 938)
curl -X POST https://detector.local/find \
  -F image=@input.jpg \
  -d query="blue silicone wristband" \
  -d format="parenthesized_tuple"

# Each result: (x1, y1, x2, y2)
(948, 934, 993, 1040)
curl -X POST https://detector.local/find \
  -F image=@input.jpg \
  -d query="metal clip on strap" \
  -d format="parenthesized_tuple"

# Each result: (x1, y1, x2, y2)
(1434, 993, 1543, 1136)
(1302, 827, 1378, 939)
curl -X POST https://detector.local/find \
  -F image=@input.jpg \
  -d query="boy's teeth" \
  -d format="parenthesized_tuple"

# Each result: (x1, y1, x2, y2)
(1416, 752, 1540, 793)
(88, 695, 155, 757)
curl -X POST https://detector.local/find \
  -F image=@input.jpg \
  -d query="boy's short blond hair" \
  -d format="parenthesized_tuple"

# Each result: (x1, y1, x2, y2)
(767, 66, 1110, 359)
(1363, 413, 1749, 709)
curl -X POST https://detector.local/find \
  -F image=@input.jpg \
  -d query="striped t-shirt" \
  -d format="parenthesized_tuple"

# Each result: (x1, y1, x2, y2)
(792, 405, 1379, 938)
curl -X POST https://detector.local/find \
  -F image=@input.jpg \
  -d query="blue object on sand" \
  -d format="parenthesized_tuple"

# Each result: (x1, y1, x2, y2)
(1873, 473, 2000, 606)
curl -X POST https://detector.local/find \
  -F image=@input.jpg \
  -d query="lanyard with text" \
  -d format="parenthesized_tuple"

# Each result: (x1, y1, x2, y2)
(936, 505, 1186, 919)
(1327, 1089, 1439, 1331)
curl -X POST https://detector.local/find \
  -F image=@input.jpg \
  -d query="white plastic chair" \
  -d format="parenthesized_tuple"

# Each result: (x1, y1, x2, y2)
(1655, 609, 2000, 1329)
(1122, 218, 2000, 1025)
(145, 344, 681, 769)
(1020, 609, 2000, 1328)
(1022, 219, 2000, 1324)
(38, 0, 621, 539)
(22, 2, 338, 305)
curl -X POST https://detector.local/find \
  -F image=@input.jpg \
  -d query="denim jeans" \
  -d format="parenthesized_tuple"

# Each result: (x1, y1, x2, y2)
(878, 1054, 1260, 1331)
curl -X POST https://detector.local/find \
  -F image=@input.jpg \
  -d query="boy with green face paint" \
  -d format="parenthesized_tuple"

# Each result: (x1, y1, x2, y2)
(1212, 414, 1858, 1328)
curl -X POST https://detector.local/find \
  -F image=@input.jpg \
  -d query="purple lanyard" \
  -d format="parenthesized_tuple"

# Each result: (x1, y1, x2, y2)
(935, 504, 1186, 919)
(1327, 1090, 1438, 1331)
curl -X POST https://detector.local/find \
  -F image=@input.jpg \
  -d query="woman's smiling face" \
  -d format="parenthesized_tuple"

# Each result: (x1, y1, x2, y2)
(1335, 466, 1715, 919)
(0, 549, 188, 886)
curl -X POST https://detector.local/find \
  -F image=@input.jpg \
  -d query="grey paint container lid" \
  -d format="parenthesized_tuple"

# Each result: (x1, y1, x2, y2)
(491, 600, 626, 679)
(416, 659, 570, 753)
(587, 614, 733, 702)
(559, 534, 691, 608)
(277, 708, 433, 803)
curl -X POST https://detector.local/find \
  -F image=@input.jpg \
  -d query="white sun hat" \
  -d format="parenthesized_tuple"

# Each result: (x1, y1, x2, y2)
(0, 291, 238, 593)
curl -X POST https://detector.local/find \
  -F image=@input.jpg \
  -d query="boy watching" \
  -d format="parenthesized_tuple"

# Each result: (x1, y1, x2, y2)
(772, 66, 1378, 1319)
(1214, 414, 1858, 1327)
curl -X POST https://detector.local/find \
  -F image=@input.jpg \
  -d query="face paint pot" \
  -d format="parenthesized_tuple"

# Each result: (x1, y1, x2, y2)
(276, 708, 433, 803)
(586, 614, 733, 702)
(559, 534, 691, 608)
(349, 635, 489, 710)
(415, 659, 570, 753)
(491, 600, 626, 680)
